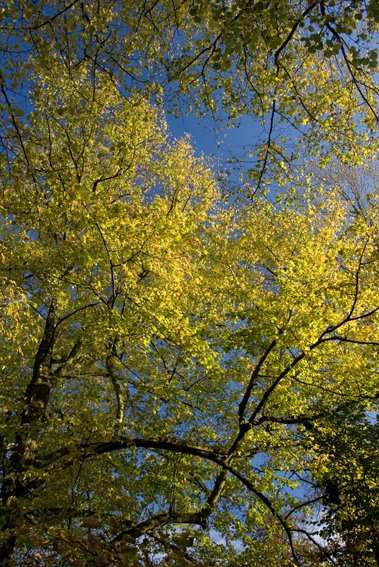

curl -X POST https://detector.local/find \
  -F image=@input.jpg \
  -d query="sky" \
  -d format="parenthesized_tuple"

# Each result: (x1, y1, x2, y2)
(167, 111, 261, 157)
(166, 105, 266, 181)
(166, 110, 269, 202)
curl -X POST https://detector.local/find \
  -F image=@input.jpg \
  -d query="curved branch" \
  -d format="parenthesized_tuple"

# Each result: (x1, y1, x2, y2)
(40, 433, 300, 562)
(274, 1, 321, 65)
(40, 436, 226, 469)
(320, 6, 379, 123)
(111, 509, 206, 543)
(29, 1, 80, 30)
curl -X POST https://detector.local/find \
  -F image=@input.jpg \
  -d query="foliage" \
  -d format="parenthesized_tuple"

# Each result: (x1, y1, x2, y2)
(0, 2, 379, 566)
(308, 405, 379, 565)
(1, 1, 379, 190)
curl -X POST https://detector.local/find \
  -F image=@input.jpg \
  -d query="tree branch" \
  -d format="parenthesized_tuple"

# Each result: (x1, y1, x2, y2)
(105, 353, 125, 425)
(22, 299, 57, 425)
(238, 337, 278, 422)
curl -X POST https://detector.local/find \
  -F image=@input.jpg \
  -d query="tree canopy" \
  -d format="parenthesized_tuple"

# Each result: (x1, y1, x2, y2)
(0, 1, 378, 566)
(2, 0, 379, 185)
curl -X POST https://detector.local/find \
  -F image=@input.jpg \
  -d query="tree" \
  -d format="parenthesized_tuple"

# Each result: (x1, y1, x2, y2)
(1, 1, 379, 192)
(1, 2, 379, 566)
(1, 61, 379, 562)
(306, 404, 379, 566)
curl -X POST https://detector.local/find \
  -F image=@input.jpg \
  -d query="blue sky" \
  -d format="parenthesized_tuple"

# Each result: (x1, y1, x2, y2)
(167, 111, 262, 160)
